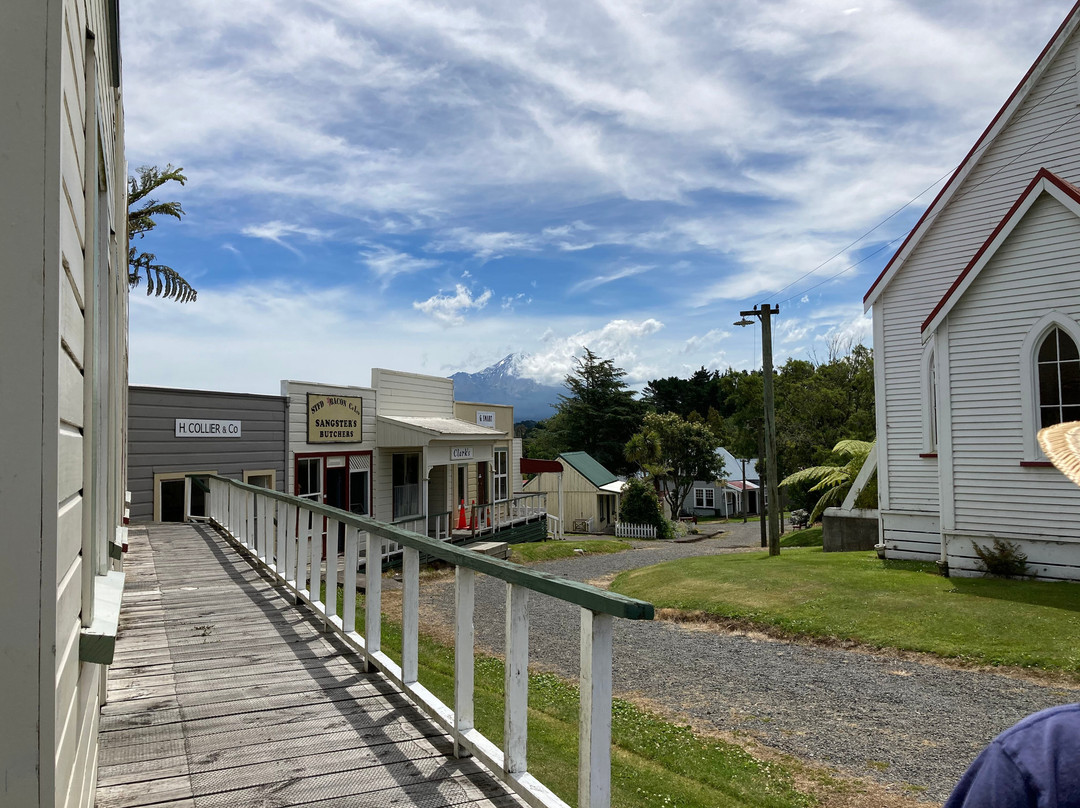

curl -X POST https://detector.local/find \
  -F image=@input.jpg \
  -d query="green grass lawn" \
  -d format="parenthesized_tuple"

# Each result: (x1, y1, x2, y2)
(510, 538, 632, 564)
(779, 527, 823, 548)
(610, 547, 1080, 674)
(325, 584, 814, 808)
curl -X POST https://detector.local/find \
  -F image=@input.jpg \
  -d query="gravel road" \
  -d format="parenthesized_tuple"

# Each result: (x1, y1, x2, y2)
(415, 524, 1078, 803)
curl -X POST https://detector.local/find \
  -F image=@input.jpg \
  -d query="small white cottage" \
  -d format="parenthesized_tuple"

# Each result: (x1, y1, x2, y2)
(865, 4, 1080, 579)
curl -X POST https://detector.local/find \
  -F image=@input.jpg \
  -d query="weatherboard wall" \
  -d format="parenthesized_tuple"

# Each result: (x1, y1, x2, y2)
(282, 380, 376, 496)
(523, 464, 614, 533)
(875, 18, 1080, 560)
(1, 0, 127, 804)
(128, 387, 287, 520)
(940, 193, 1080, 579)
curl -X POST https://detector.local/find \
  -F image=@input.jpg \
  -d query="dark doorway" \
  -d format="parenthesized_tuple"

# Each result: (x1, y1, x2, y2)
(189, 476, 209, 518)
(325, 466, 347, 552)
(457, 465, 467, 507)
(477, 462, 489, 505)
(325, 467, 347, 510)
(160, 479, 186, 522)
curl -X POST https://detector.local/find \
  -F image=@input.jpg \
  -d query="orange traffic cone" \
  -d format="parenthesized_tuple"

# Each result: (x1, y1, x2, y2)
(486, 506, 491, 527)
(457, 499, 467, 530)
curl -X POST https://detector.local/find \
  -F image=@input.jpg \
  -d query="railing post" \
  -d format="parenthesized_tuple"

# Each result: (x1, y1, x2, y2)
(343, 525, 358, 633)
(402, 546, 419, 686)
(504, 583, 529, 775)
(311, 515, 323, 610)
(579, 609, 613, 808)
(364, 531, 381, 671)
(299, 510, 311, 596)
(454, 566, 475, 758)
(325, 519, 339, 622)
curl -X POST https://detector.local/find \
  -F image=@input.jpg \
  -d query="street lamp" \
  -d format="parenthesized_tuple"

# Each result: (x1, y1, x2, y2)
(736, 304, 781, 556)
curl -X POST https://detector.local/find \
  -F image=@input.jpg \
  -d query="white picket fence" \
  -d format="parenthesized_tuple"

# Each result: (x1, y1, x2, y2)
(615, 522, 657, 539)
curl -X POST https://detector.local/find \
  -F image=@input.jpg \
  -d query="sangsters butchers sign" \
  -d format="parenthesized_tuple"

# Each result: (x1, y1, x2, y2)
(175, 419, 241, 438)
(307, 394, 363, 443)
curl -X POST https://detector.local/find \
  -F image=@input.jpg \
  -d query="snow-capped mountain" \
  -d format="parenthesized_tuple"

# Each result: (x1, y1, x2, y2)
(450, 354, 562, 421)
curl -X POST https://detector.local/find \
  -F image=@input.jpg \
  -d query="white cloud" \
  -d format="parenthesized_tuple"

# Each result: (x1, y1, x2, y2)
(682, 329, 731, 354)
(413, 284, 493, 326)
(518, 318, 665, 384)
(570, 264, 653, 293)
(360, 245, 440, 282)
(242, 221, 329, 256)
(427, 228, 540, 259)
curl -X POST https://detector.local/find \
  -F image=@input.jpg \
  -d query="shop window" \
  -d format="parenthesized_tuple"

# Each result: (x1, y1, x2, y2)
(297, 457, 322, 501)
(493, 448, 509, 502)
(393, 453, 420, 519)
(694, 488, 714, 508)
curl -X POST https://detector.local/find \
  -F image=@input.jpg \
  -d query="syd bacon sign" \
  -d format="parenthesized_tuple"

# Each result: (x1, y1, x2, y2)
(307, 394, 363, 443)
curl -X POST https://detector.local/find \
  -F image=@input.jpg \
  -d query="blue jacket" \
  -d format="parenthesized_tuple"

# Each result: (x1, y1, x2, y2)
(945, 703, 1080, 807)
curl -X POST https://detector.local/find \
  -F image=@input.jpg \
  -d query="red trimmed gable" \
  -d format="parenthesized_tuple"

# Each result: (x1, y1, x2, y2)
(921, 168, 1080, 334)
(863, 1, 1080, 308)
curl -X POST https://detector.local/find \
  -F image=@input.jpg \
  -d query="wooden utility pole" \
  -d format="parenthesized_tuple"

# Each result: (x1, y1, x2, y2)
(739, 304, 781, 556)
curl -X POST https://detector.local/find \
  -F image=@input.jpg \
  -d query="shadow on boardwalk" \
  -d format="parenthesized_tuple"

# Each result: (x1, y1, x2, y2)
(97, 522, 523, 808)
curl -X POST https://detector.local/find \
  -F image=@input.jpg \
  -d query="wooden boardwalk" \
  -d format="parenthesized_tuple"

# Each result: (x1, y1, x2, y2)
(97, 522, 524, 808)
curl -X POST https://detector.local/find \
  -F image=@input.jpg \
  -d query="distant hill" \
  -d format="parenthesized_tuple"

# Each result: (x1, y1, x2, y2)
(450, 354, 563, 421)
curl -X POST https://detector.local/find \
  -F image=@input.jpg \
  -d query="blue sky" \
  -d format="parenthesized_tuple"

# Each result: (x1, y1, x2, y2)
(122, 0, 1074, 395)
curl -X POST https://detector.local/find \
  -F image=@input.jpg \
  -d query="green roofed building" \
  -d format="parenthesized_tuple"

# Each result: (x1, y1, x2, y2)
(522, 451, 623, 534)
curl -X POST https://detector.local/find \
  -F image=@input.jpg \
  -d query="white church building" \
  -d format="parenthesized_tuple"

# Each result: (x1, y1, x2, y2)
(865, 4, 1080, 580)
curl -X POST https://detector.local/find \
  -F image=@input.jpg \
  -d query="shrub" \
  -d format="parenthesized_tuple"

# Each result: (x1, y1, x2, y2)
(618, 478, 670, 539)
(972, 538, 1029, 579)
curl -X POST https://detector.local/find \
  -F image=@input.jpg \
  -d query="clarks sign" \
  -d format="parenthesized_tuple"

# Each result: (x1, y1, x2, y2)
(307, 394, 363, 443)
(175, 419, 241, 438)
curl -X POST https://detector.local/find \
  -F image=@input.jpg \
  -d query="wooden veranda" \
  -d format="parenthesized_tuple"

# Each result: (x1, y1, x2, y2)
(95, 522, 524, 808)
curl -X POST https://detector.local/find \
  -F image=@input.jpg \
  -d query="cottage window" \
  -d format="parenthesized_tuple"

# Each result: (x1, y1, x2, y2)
(920, 338, 938, 455)
(493, 448, 509, 502)
(1037, 327, 1080, 428)
(694, 488, 714, 508)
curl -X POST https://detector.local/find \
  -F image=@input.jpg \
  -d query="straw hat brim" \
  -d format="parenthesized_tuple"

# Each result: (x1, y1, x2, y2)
(1037, 420, 1080, 488)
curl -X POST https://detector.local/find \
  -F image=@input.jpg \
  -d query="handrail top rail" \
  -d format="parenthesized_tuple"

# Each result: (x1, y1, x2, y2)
(391, 511, 452, 525)
(197, 473, 654, 621)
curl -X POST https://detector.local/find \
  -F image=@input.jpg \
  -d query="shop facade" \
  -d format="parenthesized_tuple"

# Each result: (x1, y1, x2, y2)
(128, 386, 287, 521)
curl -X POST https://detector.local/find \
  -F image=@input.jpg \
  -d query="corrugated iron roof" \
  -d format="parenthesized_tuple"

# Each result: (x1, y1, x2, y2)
(559, 451, 618, 489)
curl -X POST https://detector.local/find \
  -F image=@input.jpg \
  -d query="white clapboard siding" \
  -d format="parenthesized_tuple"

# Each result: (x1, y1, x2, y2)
(945, 193, 1080, 542)
(874, 26, 1080, 523)
(281, 380, 376, 494)
(373, 368, 454, 417)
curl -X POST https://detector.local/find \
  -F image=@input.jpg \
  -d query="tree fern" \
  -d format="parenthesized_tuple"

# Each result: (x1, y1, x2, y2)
(780, 439, 874, 522)
(127, 164, 197, 302)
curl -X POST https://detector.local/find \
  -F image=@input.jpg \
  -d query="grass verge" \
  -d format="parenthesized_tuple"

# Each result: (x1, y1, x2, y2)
(510, 538, 632, 564)
(610, 547, 1080, 673)
(327, 585, 813, 808)
(779, 527, 823, 548)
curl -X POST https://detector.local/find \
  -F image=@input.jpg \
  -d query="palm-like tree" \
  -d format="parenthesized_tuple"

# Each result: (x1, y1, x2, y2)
(780, 439, 874, 522)
(128, 164, 197, 302)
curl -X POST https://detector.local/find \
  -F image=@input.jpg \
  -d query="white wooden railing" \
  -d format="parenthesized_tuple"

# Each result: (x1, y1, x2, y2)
(195, 474, 653, 808)
(615, 522, 657, 539)
(547, 514, 563, 541)
(463, 493, 548, 538)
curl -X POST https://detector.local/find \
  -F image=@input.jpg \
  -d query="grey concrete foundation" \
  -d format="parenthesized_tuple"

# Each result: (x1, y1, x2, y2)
(822, 508, 880, 552)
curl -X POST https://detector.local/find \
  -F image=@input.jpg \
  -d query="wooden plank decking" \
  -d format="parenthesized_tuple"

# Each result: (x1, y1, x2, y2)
(97, 522, 524, 808)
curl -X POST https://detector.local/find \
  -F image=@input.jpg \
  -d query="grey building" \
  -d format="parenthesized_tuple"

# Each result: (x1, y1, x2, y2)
(128, 386, 287, 521)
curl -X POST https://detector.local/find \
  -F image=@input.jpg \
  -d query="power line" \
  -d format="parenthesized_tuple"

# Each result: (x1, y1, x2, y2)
(761, 61, 1080, 307)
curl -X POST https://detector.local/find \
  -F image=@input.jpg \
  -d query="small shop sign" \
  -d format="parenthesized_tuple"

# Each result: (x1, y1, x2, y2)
(307, 394, 363, 443)
(451, 447, 474, 461)
(476, 410, 496, 427)
(175, 419, 241, 438)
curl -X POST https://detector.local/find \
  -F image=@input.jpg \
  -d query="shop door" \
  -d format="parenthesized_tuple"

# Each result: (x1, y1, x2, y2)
(457, 465, 467, 507)
(160, 480, 185, 522)
(477, 462, 489, 505)
(325, 465, 347, 552)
